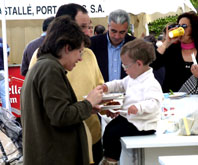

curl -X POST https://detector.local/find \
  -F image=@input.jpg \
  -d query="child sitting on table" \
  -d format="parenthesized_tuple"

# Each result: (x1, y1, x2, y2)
(99, 39, 164, 165)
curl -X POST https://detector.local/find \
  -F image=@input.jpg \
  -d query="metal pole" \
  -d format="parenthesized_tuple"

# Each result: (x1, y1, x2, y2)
(1, 0, 10, 110)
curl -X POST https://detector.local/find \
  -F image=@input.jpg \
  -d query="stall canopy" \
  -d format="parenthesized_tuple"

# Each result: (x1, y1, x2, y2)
(0, 0, 196, 109)
(0, 0, 196, 37)
(0, 0, 196, 20)
(106, 0, 195, 15)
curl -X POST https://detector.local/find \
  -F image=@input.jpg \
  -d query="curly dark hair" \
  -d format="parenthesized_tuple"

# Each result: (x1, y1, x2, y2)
(177, 11, 198, 49)
(37, 15, 90, 58)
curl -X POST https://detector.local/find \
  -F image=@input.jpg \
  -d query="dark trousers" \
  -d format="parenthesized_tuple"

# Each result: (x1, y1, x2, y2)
(92, 139, 103, 165)
(91, 113, 103, 165)
(103, 115, 155, 160)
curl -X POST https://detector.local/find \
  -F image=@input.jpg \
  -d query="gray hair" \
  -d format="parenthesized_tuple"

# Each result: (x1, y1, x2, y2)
(108, 9, 130, 26)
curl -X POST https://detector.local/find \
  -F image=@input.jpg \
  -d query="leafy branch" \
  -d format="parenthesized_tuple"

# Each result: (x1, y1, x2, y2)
(148, 15, 178, 37)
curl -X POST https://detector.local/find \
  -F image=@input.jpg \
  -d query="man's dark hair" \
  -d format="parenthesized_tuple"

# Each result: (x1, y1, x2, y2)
(55, 3, 90, 47)
(56, 3, 88, 20)
(42, 16, 55, 32)
(144, 34, 157, 46)
(94, 25, 105, 35)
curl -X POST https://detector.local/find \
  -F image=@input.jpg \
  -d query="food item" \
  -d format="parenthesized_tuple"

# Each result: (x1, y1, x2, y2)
(169, 89, 174, 95)
(100, 110, 107, 115)
(105, 101, 120, 106)
(99, 100, 122, 112)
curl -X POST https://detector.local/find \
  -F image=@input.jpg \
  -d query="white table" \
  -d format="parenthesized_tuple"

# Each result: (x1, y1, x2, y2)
(120, 134, 198, 165)
(120, 95, 198, 165)
(159, 155, 198, 165)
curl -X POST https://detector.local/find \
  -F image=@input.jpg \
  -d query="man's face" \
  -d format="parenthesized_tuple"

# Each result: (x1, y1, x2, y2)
(108, 21, 128, 46)
(75, 11, 90, 36)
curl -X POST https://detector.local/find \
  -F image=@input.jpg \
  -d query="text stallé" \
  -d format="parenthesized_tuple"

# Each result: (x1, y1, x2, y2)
(2, 6, 33, 15)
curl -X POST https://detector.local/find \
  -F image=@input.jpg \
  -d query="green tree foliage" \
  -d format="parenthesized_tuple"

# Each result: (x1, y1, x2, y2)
(148, 15, 178, 38)
(190, 0, 198, 10)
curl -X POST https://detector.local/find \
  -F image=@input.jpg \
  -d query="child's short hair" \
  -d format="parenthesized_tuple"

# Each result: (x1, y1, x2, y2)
(121, 38, 156, 65)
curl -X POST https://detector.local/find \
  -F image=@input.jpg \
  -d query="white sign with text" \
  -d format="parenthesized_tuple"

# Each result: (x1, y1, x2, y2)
(0, 0, 107, 20)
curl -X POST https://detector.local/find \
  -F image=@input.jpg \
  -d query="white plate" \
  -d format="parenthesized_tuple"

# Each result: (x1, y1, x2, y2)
(108, 109, 127, 114)
(168, 92, 187, 98)
(83, 93, 123, 100)
(102, 93, 123, 100)
(100, 104, 122, 110)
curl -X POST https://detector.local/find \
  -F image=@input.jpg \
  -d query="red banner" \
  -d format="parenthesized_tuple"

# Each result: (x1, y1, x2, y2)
(9, 66, 24, 117)
(0, 65, 24, 117)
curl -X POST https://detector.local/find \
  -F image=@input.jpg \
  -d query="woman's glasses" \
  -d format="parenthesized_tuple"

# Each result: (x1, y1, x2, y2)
(168, 24, 188, 30)
(176, 24, 188, 29)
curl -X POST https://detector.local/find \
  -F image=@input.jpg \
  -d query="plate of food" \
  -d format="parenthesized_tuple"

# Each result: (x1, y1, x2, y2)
(167, 92, 187, 98)
(100, 100, 122, 110)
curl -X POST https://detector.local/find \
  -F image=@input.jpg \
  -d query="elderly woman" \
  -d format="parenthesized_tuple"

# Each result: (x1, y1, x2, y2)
(20, 16, 103, 165)
(151, 11, 198, 92)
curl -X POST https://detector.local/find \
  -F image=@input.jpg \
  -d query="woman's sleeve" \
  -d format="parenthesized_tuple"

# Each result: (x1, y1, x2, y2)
(38, 64, 92, 127)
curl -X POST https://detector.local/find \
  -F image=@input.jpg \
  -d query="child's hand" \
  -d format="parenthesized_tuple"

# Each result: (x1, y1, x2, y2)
(92, 105, 102, 114)
(128, 105, 138, 115)
(102, 84, 108, 93)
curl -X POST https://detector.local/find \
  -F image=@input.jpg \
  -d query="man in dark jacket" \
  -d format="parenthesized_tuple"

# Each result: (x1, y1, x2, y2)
(20, 16, 54, 76)
(90, 9, 135, 82)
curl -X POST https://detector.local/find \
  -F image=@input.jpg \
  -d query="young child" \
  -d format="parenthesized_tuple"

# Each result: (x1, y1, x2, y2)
(100, 39, 164, 165)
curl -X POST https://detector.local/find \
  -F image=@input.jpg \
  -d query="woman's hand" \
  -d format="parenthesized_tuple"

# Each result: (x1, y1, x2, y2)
(157, 26, 180, 54)
(191, 64, 198, 78)
(86, 85, 103, 107)
(164, 26, 180, 46)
